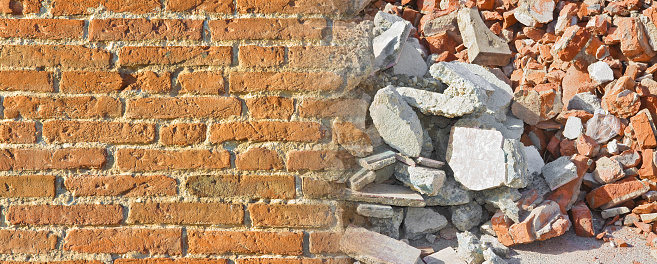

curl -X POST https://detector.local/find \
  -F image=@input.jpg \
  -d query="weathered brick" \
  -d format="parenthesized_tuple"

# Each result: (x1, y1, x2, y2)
(309, 232, 342, 253)
(115, 259, 228, 264)
(248, 203, 334, 228)
(65, 175, 177, 197)
(43, 121, 156, 144)
(239, 46, 285, 67)
(116, 149, 230, 171)
(126, 97, 241, 119)
(1, 261, 102, 264)
(235, 147, 284, 171)
(0, 175, 56, 198)
(289, 46, 356, 69)
(0, 19, 83, 39)
(0, 45, 111, 69)
(7, 204, 123, 225)
(0, 0, 41, 14)
(63, 228, 182, 255)
(90, 19, 203, 41)
(230, 72, 343, 92)
(60, 71, 124, 94)
(246, 96, 294, 120)
(0, 121, 37, 143)
(128, 202, 243, 225)
(0, 71, 53, 92)
(287, 150, 354, 171)
(301, 178, 345, 199)
(166, 0, 233, 13)
(4, 96, 122, 119)
(52, 0, 161, 15)
(178, 72, 225, 95)
(299, 98, 368, 119)
(209, 18, 326, 40)
(0, 148, 107, 171)
(125, 71, 172, 94)
(186, 175, 295, 199)
(235, 259, 352, 264)
(187, 230, 303, 255)
(236, 0, 350, 14)
(160, 123, 207, 146)
(210, 121, 323, 143)
(119, 46, 232, 67)
(586, 177, 650, 209)
(0, 230, 58, 253)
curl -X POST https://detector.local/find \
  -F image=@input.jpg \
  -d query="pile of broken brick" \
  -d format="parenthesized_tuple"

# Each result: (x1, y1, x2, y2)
(334, 0, 657, 263)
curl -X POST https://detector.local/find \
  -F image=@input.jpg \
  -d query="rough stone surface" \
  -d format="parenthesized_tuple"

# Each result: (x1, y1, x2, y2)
(370, 86, 424, 157)
(542, 156, 579, 191)
(394, 163, 446, 196)
(563, 117, 583, 140)
(514, 0, 555, 26)
(447, 126, 506, 191)
(344, 183, 426, 207)
(424, 176, 473, 206)
(512, 84, 563, 126)
(373, 21, 412, 70)
(592, 157, 626, 184)
(457, 7, 512, 66)
(424, 247, 467, 264)
(349, 168, 376, 191)
(451, 202, 483, 231)
(340, 226, 422, 264)
(588, 61, 614, 84)
(503, 138, 531, 189)
(524, 146, 545, 176)
(457, 231, 485, 264)
(403, 207, 449, 239)
(397, 87, 477, 118)
(393, 38, 428, 77)
(601, 207, 630, 219)
(369, 207, 405, 239)
(356, 204, 394, 218)
(567, 93, 602, 113)
(585, 110, 622, 143)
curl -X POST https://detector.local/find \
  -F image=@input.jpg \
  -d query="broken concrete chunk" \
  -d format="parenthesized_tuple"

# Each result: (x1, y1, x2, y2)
(503, 138, 531, 189)
(588, 61, 614, 84)
(374, 10, 407, 33)
(457, 63, 515, 120)
(394, 163, 446, 196)
(421, 129, 434, 158)
(480, 234, 510, 259)
(458, 7, 512, 66)
(394, 38, 429, 77)
(523, 146, 545, 177)
(483, 248, 508, 264)
(416, 157, 445, 169)
(514, 0, 555, 27)
(370, 86, 424, 157)
(424, 176, 474, 206)
(511, 84, 563, 126)
(404, 207, 449, 239)
(451, 202, 483, 231)
(641, 213, 657, 223)
(358, 150, 397, 170)
(341, 226, 422, 264)
(592, 156, 626, 184)
(563, 117, 583, 140)
(542, 156, 579, 191)
(397, 86, 477, 118)
(447, 126, 506, 191)
(457, 231, 485, 264)
(350, 168, 377, 191)
(424, 247, 467, 264)
(374, 164, 396, 183)
(480, 187, 522, 223)
(601, 207, 630, 219)
(357, 204, 395, 218)
(344, 183, 426, 207)
(369, 207, 405, 239)
(567, 93, 602, 114)
(373, 21, 412, 70)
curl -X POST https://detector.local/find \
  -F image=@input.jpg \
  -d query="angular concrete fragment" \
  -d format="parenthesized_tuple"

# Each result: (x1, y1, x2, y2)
(423, 247, 467, 264)
(593, 157, 626, 184)
(358, 150, 397, 170)
(563, 117, 583, 140)
(393, 38, 429, 77)
(349, 168, 377, 191)
(483, 248, 508, 264)
(394, 163, 446, 196)
(369, 207, 404, 239)
(641, 213, 657, 223)
(481, 234, 510, 259)
(542, 156, 579, 191)
(451, 202, 483, 231)
(447, 126, 506, 191)
(524, 146, 545, 177)
(503, 139, 530, 189)
(457, 63, 515, 120)
(357, 204, 394, 218)
(514, 0, 555, 27)
(416, 157, 445, 169)
(457, 7, 512, 66)
(423, 176, 473, 206)
(403, 207, 449, 239)
(341, 226, 422, 264)
(457, 231, 485, 264)
(370, 86, 424, 157)
(374, 11, 406, 33)
(430, 62, 500, 118)
(373, 21, 412, 70)
(396, 87, 477, 118)
(567, 93, 602, 114)
(480, 187, 522, 223)
(344, 183, 426, 207)
(588, 61, 614, 84)
(511, 84, 563, 126)
(601, 207, 630, 219)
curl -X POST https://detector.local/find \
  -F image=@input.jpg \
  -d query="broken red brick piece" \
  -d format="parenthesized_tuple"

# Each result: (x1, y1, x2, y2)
(571, 201, 595, 237)
(631, 109, 657, 149)
(586, 177, 650, 209)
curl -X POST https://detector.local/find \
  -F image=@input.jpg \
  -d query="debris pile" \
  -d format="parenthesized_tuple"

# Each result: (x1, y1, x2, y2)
(335, 0, 657, 262)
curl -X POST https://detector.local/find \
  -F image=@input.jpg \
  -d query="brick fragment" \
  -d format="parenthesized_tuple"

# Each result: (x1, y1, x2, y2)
(239, 46, 285, 67)
(248, 203, 334, 228)
(0, 148, 107, 171)
(160, 123, 207, 146)
(116, 149, 230, 171)
(125, 71, 171, 94)
(128, 202, 243, 225)
(61, 71, 124, 94)
(4, 96, 122, 119)
(52, 0, 161, 15)
(301, 178, 345, 199)
(186, 175, 295, 199)
(0, 0, 41, 14)
(90, 19, 202, 41)
(236, 0, 349, 14)
(166, 0, 233, 13)
(63, 228, 182, 255)
(639, 149, 657, 181)
(126, 97, 241, 119)
(0, 175, 55, 197)
(235, 259, 351, 264)
(235, 147, 284, 171)
(0, 19, 84, 39)
(631, 109, 657, 149)
(0, 71, 53, 92)
(7, 204, 123, 225)
(551, 25, 590, 61)
(209, 18, 326, 40)
(586, 177, 650, 209)
(119, 46, 232, 66)
(570, 201, 595, 237)
(286, 150, 354, 171)
(43, 121, 155, 144)
(115, 259, 228, 264)
(309, 232, 342, 254)
(246, 96, 294, 120)
(0, 45, 111, 69)
(0, 121, 37, 143)
(299, 98, 369, 119)
(178, 72, 225, 95)
(65, 175, 177, 197)
(230, 72, 343, 92)
(288, 46, 357, 69)
(187, 230, 303, 255)
(210, 121, 323, 143)
(0, 230, 57, 253)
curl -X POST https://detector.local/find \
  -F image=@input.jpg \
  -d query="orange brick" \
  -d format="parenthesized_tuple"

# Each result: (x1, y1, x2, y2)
(60, 71, 124, 94)
(63, 228, 182, 255)
(128, 202, 243, 225)
(0, 121, 37, 143)
(119, 46, 232, 67)
(52, 0, 161, 15)
(187, 230, 303, 255)
(209, 18, 326, 40)
(126, 97, 241, 119)
(186, 175, 295, 199)
(166, 0, 233, 13)
(235, 147, 284, 171)
(0, 148, 107, 171)
(0, 71, 53, 92)
(0, 175, 56, 198)
(235, 259, 352, 264)
(125, 71, 172, 94)
(160, 123, 207, 146)
(286, 150, 354, 171)
(249, 203, 334, 228)
(4, 96, 122, 119)
(0, 230, 58, 253)
(209, 121, 324, 143)
(309, 232, 343, 253)
(178, 72, 225, 95)
(236, 0, 350, 14)
(239, 46, 285, 67)
(7, 204, 123, 225)
(0, 19, 83, 39)
(65, 175, 177, 197)
(116, 149, 230, 171)
(115, 259, 228, 264)
(43, 121, 156, 144)
(0, 0, 41, 14)
(299, 98, 368, 119)
(1, 261, 102, 264)
(301, 178, 345, 199)
(89, 19, 203, 41)
(230, 72, 343, 92)
(0, 45, 111, 69)
(246, 96, 294, 120)
(288, 46, 354, 68)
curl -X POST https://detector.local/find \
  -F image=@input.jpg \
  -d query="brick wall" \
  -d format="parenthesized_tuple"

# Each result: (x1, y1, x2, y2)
(0, 0, 373, 262)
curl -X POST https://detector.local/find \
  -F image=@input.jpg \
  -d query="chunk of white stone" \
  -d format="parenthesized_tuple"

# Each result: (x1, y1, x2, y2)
(447, 126, 506, 191)
(588, 61, 614, 84)
(370, 86, 424, 157)
(601, 207, 630, 219)
(403, 207, 449, 239)
(356, 204, 395, 218)
(396, 87, 478, 118)
(393, 38, 429, 77)
(373, 21, 412, 70)
(541, 156, 578, 191)
(524, 145, 545, 176)
(563, 116, 583, 140)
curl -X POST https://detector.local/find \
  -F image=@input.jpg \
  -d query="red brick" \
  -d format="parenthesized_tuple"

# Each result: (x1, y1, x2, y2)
(239, 45, 285, 67)
(561, 66, 597, 106)
(570, 201, 595, 237)
(0, 148, 107, 171)
(125, 71, 171, 94)
(586, 177, 650, 209)
(209, 18, 326, 40)
(119, 46, 232, 67)
(0, 121, 37, 143)
(552, 26, 590, 61)
(126, 97, 241, 119)
(288, 46, 355, 68)
(166, 0, 233, 13)
(235, 147, 284, 171)
(309, 232, 342, 253)
(3, 96, 122, 119)
(43, 121, 155, 144)
(631, 109, 657, 149)
(249, 203, 334, 228)
(116, 149, 230, 171)
(210, 121, 323, 143)
(128, 202, 243, 225)
(65, 175, 177, 197)
(187, 230, 303, 255)
(186, 175, 296, 199)
(63, 228, 182, 255)
(52, 0, 161, 15)
(60, 71, 124, 94)
(246, 96, 294, 120)
(90, 19, 202, 41)
(0, 45, 111, 69)
(178, 72, 225, 95)
(0, 71, 52, 92)
(639, 149, 657, 181)
(115, 259, 228, 264)
(236, 0, 349, 13)
(299, 98, 369, 119)
(230, 72, 343, 92)
(0, 175, 55, 197)
(160, 123, 207, 146)
(301, 178, 345, 199)
(7, 204, 123, 225)
(235, 259, 352, 264)
(0, 0, 41, 14)
(1, 261, 102, 264)
(0, 230, 58, 253)
(286, 150, 354, 171)
(0, 19, 83, 39)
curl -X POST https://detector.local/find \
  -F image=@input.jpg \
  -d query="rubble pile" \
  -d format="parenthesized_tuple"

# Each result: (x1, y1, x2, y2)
(335, 0, 657, 262)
